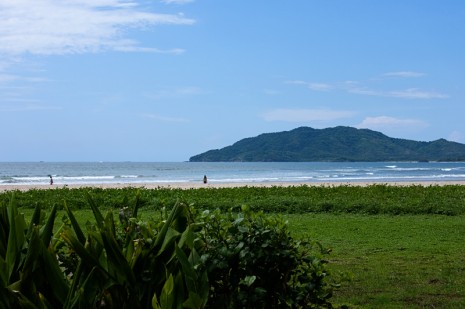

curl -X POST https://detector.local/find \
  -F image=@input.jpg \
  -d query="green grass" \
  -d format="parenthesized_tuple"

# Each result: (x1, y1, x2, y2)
(286, 213, 465, 308)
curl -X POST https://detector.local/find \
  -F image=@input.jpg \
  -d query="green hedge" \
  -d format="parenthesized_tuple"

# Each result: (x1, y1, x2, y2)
(2, 184, 465, 215)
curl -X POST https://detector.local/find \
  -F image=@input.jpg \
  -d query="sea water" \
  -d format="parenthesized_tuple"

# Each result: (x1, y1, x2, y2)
(1, 161, 465, 186)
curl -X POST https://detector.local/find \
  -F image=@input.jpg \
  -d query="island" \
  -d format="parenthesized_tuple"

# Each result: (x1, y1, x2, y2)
(189, 126, 465, 162)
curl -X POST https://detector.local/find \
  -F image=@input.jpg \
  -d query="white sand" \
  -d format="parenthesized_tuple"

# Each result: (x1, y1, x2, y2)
(1, 180, 465, 192)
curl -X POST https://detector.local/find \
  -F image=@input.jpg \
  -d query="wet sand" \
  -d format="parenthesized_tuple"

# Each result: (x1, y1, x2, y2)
(1, 180, 465, 192)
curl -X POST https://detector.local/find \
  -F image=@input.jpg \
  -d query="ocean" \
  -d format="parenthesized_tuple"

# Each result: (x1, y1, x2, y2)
(1, 161, 465, 186)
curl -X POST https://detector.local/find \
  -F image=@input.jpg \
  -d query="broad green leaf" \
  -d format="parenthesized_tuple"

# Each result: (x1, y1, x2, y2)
(152, 202, 183, 252)
(178, 225, 196, 249)
(26, 204, 41, 237)
(183, 292, 205, 309)
(61, 230, 102, 271)
(38, 234, 70, 304)
(63, 260, 83, 309)
(64, 201, 86, 244)
(160, 274, 175, 309)
(157, 227, 181, 257)
(175, 245, 197, 282)
(104, 211, 116, 236)
(19, 227, 41, 288)
(152, 293, 162, 309)
(6, 195, 26, 282)
(131, 189, 141, 219)
(101, 227, 136, 286)
(40, 203, 57, 246)
(86, 192, 104, 228)
(65, 266, 101, 309)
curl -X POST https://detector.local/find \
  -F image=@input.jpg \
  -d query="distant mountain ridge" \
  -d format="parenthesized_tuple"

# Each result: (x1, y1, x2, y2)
(189, 126, 465, 162)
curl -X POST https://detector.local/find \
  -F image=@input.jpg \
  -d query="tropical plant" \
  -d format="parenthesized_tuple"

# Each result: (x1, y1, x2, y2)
(0, 195, 69, 308)
(60, 191, 209, 308)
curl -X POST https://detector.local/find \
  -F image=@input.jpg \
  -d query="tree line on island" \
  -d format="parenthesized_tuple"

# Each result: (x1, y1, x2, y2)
(189, 126, 465, 162)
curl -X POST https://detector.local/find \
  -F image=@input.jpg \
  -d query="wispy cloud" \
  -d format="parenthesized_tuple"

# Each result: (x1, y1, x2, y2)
(348, 87, 449, 99)
(389, 88, 448, 99)
(287, 73, 448, 100)
(308, 83, 333, 91)
(144, 86, 204, 100)
(285, 80, 333, 91)
(0, 104, 63, 112)
(0, 1, 195, 56)
(262, 108, 356, 122)
(161, 0, 195, 4)
(357, 116, 428, 130)
(382, 71, 426, 78)
(142, 113, 189, 123)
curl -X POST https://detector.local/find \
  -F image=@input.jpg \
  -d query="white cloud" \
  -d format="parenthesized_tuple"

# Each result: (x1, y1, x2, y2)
(285, 80, 332, 91)
(262, 108, 356, 122)
(287, 73, 448, 100)
(357, 116, 428, 130)
(144, 86, 204, 100)
(389, 88, 449, 99)
(0, 103, 62, 112)
(0, 0, 195, 55)
(161, 0, 194, 4)
(308, 83, 333, 91)
(142, 113, 189, 123)
(383, 71, 426, 78)
(285, 80, 307, 85)
(349, 87, 449, 99)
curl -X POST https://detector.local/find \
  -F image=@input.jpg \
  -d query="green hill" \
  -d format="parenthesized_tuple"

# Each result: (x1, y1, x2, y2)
(189, 126, 465, 162)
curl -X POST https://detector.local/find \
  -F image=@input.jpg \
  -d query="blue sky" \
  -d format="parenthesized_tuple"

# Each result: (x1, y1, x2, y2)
(1, 0, 464, 161)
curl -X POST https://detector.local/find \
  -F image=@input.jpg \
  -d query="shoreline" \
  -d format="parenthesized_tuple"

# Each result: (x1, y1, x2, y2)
(2, 180, 465, 192)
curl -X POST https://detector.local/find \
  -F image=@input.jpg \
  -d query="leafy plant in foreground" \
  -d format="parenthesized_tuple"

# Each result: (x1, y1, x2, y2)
(197, 205, 337, 308)
(0, 195, 69, 308)
(60, 191, 209, 308)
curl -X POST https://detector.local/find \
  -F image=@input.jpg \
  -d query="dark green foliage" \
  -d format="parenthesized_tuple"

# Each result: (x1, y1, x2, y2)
(197, 205, 335, 308)
(60, 193, 209, 308)
(189, 126, 465, 161)
(0, 196, 69, 308)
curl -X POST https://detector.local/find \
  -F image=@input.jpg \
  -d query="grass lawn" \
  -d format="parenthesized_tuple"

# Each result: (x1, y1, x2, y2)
(286, 213, 465, 308)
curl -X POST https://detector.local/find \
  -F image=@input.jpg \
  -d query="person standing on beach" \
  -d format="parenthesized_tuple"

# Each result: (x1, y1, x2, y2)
(49, 175, 53, 185)
(203, 175, 208, 184)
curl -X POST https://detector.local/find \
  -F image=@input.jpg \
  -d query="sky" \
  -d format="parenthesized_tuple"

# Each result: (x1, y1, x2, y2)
(1, 0, 465, 162)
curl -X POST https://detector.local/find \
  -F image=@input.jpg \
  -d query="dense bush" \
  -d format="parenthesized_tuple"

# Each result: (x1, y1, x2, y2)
(196, 205, 335, 308)
(1, 191, 338, 308)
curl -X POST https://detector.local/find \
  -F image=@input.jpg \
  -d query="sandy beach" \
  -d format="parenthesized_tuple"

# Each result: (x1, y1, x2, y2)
(2, 180, 465, 192)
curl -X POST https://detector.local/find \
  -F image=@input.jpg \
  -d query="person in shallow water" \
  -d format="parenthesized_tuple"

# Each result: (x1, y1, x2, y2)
(203, 175, 208, 184)
(49, 175, 53, 185)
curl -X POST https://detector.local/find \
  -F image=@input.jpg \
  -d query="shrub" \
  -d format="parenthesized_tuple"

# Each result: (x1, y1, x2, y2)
(196, 205, 336, 308)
